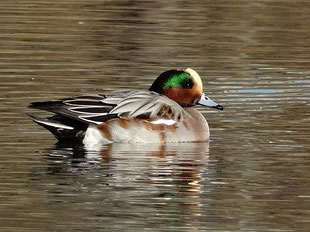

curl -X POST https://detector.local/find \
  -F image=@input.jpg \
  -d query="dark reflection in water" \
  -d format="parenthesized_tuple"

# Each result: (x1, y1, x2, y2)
(1, 0, 310, 231)
(40, 142, 211, 231)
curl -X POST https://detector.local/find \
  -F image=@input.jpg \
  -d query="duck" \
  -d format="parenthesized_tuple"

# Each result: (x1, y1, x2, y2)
(28, 68, 223, 145)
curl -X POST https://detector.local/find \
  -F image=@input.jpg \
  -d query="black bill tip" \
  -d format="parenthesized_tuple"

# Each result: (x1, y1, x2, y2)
(214, 104, 224, 111)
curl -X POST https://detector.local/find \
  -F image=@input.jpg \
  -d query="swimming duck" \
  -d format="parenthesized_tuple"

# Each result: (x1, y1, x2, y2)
(29, 68, 223, 145)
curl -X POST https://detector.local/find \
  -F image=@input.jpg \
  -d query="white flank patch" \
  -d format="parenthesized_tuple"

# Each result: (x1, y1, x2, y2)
(151, 119, 176, 126)
(83, 125, 111, 151)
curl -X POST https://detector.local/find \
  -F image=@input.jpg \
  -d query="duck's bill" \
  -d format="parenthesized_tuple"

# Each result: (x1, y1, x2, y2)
(198, 93, 223, 110)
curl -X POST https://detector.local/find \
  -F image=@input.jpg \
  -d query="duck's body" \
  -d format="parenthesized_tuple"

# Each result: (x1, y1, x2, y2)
(29, 68, 223, 146)
(83, 106, 210, 146)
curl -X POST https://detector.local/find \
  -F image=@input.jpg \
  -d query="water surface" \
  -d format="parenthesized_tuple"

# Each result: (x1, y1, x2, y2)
(0, 0, 309, 231)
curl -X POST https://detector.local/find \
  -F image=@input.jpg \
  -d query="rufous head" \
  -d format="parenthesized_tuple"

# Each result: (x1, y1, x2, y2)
(150, 68, 223, 110)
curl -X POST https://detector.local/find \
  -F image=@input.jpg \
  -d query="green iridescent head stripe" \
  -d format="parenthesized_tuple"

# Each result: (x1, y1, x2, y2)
(163, 72, 191, 89)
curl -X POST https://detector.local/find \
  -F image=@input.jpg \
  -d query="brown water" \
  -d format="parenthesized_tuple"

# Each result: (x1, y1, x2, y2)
(1, 0, 310, 231)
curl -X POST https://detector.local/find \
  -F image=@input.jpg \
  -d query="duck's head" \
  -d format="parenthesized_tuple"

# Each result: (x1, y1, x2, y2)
(149, 68, 223, 110)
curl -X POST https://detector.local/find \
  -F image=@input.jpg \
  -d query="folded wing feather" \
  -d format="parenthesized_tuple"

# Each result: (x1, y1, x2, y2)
(109, 91, 186, 122)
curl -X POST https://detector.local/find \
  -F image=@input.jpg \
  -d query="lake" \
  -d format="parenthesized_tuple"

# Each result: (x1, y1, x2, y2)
(0, 0, 309, 231)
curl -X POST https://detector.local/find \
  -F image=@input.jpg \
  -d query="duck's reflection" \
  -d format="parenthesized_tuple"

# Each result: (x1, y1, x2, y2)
(46, 142, 212, 228)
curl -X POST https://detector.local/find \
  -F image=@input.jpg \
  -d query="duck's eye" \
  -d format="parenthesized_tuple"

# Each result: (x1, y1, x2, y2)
(182, 79, 193, 89)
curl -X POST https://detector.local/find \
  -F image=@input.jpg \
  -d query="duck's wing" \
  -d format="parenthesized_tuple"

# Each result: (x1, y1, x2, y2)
(108, 91, 187, 123)
(29, 91, 187, 124)
(29, 94, 117, 124)
(29, 91, 136, 140)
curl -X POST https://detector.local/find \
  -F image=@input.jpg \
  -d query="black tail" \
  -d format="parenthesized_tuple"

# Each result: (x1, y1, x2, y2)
(28, 114, 88, 141)
(28, 95, 116, 141)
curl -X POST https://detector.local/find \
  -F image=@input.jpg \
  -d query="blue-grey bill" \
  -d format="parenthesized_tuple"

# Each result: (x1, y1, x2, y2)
(198, 93, 223, 110)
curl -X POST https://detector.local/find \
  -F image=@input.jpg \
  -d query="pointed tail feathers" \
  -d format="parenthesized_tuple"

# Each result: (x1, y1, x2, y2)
(28, 114, 87, 141)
